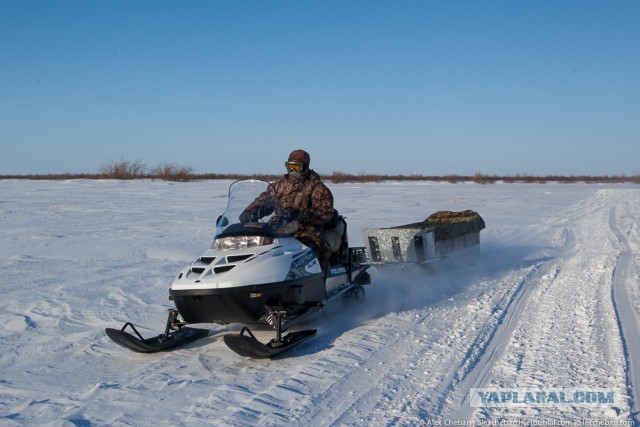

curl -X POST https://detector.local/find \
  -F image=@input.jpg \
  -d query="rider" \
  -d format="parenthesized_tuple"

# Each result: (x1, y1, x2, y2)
(239, 149, 336, 270)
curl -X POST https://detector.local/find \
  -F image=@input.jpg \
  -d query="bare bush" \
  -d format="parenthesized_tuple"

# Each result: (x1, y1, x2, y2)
(99, 159, 147, 179)
(150, 163, 194, 181)
(444, 174, 466, 184)
(328, 171, 381, 183)
(472, 172, 496, 184)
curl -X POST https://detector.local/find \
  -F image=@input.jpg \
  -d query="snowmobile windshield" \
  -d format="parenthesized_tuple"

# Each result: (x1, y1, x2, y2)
(214, 179, 301, 241)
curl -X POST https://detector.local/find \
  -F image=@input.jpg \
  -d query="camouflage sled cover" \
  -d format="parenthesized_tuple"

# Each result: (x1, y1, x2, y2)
(392, 210, 486, 241)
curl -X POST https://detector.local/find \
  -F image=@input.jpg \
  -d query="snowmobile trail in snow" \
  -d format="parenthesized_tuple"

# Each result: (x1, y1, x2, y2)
(287, 259, 552, 425)
(610, 201, 640, 424)
(445, 255, 562, 421)
(464, 189, 633, 423)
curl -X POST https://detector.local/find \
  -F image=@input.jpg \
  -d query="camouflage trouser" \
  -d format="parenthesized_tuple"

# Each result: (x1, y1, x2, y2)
(295, 228, 331, 271)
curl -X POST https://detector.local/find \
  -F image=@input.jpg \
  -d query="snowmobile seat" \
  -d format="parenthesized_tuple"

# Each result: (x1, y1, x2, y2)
(322, 211, 347, 263)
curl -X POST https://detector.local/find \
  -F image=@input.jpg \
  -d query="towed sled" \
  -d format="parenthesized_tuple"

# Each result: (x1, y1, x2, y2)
(362, 210, 485, 266)
(106, 179, 370, 358)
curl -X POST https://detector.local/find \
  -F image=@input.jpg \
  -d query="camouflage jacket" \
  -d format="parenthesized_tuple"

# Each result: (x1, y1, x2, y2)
(245, 170, 335, 228)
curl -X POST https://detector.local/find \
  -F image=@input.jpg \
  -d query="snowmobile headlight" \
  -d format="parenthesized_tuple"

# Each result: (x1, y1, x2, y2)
(213, 235, 273, 251)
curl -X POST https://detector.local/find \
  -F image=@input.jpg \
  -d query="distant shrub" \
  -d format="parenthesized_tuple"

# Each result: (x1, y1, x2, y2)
(472, 172, 496, 184)
(327, 171, 386, 183)
(444, 174, 466, 184)
(328, 171, 352, 183)
(99, 159, 147, 179)
(150, 163, 194, 181)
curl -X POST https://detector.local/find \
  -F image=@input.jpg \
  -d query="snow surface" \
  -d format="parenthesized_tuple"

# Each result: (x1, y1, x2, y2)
(1, 179, 639, 426)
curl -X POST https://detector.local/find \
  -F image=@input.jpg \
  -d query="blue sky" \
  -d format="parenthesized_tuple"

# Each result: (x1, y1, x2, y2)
(1, 1, 638, 176)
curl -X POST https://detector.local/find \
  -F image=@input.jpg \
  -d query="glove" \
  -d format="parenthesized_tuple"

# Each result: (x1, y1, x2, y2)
(282, 209, 300, 221)
(239, 210, 258, 223)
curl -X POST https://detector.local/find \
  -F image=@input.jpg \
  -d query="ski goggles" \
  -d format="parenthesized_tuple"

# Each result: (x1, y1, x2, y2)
(285, 161, 304, 173)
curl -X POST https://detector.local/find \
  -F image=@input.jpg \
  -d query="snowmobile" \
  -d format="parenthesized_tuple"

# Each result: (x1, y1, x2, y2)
(106, 179, 371, 358)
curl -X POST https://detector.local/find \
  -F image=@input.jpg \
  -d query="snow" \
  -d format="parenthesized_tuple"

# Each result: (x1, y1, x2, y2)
(1, 179, 639, 426)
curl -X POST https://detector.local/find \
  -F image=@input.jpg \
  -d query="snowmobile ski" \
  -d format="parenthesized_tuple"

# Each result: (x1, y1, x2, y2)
(105, 322, 209, 353)
(223, 327, 317, 359)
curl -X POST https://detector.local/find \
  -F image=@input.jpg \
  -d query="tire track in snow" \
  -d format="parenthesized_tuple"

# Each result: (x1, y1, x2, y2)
(610, 204, 640, 424)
